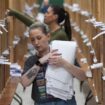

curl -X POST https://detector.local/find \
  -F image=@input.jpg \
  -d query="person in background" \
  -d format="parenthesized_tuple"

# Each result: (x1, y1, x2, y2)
(44, 5, 71, 41)
(6, 5, 72, 40)
(5, 4, 71, 41)
(40, 0, 49, 14)
(21, 22, 87, 105)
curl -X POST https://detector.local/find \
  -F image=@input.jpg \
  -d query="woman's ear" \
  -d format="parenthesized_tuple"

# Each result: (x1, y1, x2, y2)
(47, 33, 51, 41)
(54, 14, 58, 20)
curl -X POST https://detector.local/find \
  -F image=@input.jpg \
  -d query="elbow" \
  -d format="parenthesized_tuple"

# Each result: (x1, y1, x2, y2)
(76, 71, 87, 81)
(79, 76, 87, 81)
(21, 77, 31, 87)
(21, 80, 28, 87)
(79, 73, 87, 81)
(21, 81, 28, 87)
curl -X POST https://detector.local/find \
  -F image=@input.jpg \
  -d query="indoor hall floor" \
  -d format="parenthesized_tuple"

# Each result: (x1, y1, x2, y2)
(11, 78, 87, 105)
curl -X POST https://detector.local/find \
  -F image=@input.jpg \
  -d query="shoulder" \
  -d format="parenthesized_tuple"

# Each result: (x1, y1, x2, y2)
(25, 55, 36, 62)
(23, 55, 38, 74)
(25, 55, 38, 66)
(56, 28, 66, 35)
(51, 28, 68, 41)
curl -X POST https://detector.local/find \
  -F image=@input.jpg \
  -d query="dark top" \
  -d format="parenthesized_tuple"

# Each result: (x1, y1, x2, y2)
(23, 55, 61, 104)
(23, 30, 78, 103)
(23, 55, 79, 104)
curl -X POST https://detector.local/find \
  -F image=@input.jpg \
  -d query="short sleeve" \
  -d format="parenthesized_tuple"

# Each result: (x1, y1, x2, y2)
(22, 55, 37, 75)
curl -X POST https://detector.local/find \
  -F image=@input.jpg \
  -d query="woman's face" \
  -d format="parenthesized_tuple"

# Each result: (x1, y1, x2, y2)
(44, 6, 57, 24)
(29, 28, 50, 53)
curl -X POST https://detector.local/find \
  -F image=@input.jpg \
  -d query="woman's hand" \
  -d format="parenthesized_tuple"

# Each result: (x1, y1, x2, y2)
(43, 49, 66, 68)
(39, 49, 61, 64)
(49, 53, 66, 67)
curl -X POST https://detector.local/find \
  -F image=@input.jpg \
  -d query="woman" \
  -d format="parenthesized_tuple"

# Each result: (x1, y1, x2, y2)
(6, 5, 71, 41)
(44, 5, 71, 41)
(21, 22, 86, 105)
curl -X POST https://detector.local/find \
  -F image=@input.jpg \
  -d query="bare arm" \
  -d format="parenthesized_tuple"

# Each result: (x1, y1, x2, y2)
(62, 59, 87, 81)
(21, 65, 40, 87)
(48, 52, 87, 81)
(21, 51, 52, 87)
(21, 49, 74, 87)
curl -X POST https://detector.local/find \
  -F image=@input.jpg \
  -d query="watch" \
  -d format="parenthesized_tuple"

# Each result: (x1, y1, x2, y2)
(36, 60, 43, 66)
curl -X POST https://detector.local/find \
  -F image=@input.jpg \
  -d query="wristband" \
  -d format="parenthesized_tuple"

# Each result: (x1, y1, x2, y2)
(36, 60, 43, 66)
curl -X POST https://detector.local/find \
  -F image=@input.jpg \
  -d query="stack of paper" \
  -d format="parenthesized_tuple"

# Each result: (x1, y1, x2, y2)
(46, 69, 74, 100)
(45, 40, 77, 100)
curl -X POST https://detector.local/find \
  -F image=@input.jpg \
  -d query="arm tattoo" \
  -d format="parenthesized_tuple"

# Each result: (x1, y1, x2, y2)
(26, 66, 39, 79)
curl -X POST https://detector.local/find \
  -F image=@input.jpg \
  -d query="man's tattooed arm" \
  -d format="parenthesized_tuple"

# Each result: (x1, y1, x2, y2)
(21, 65, 40, 87)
